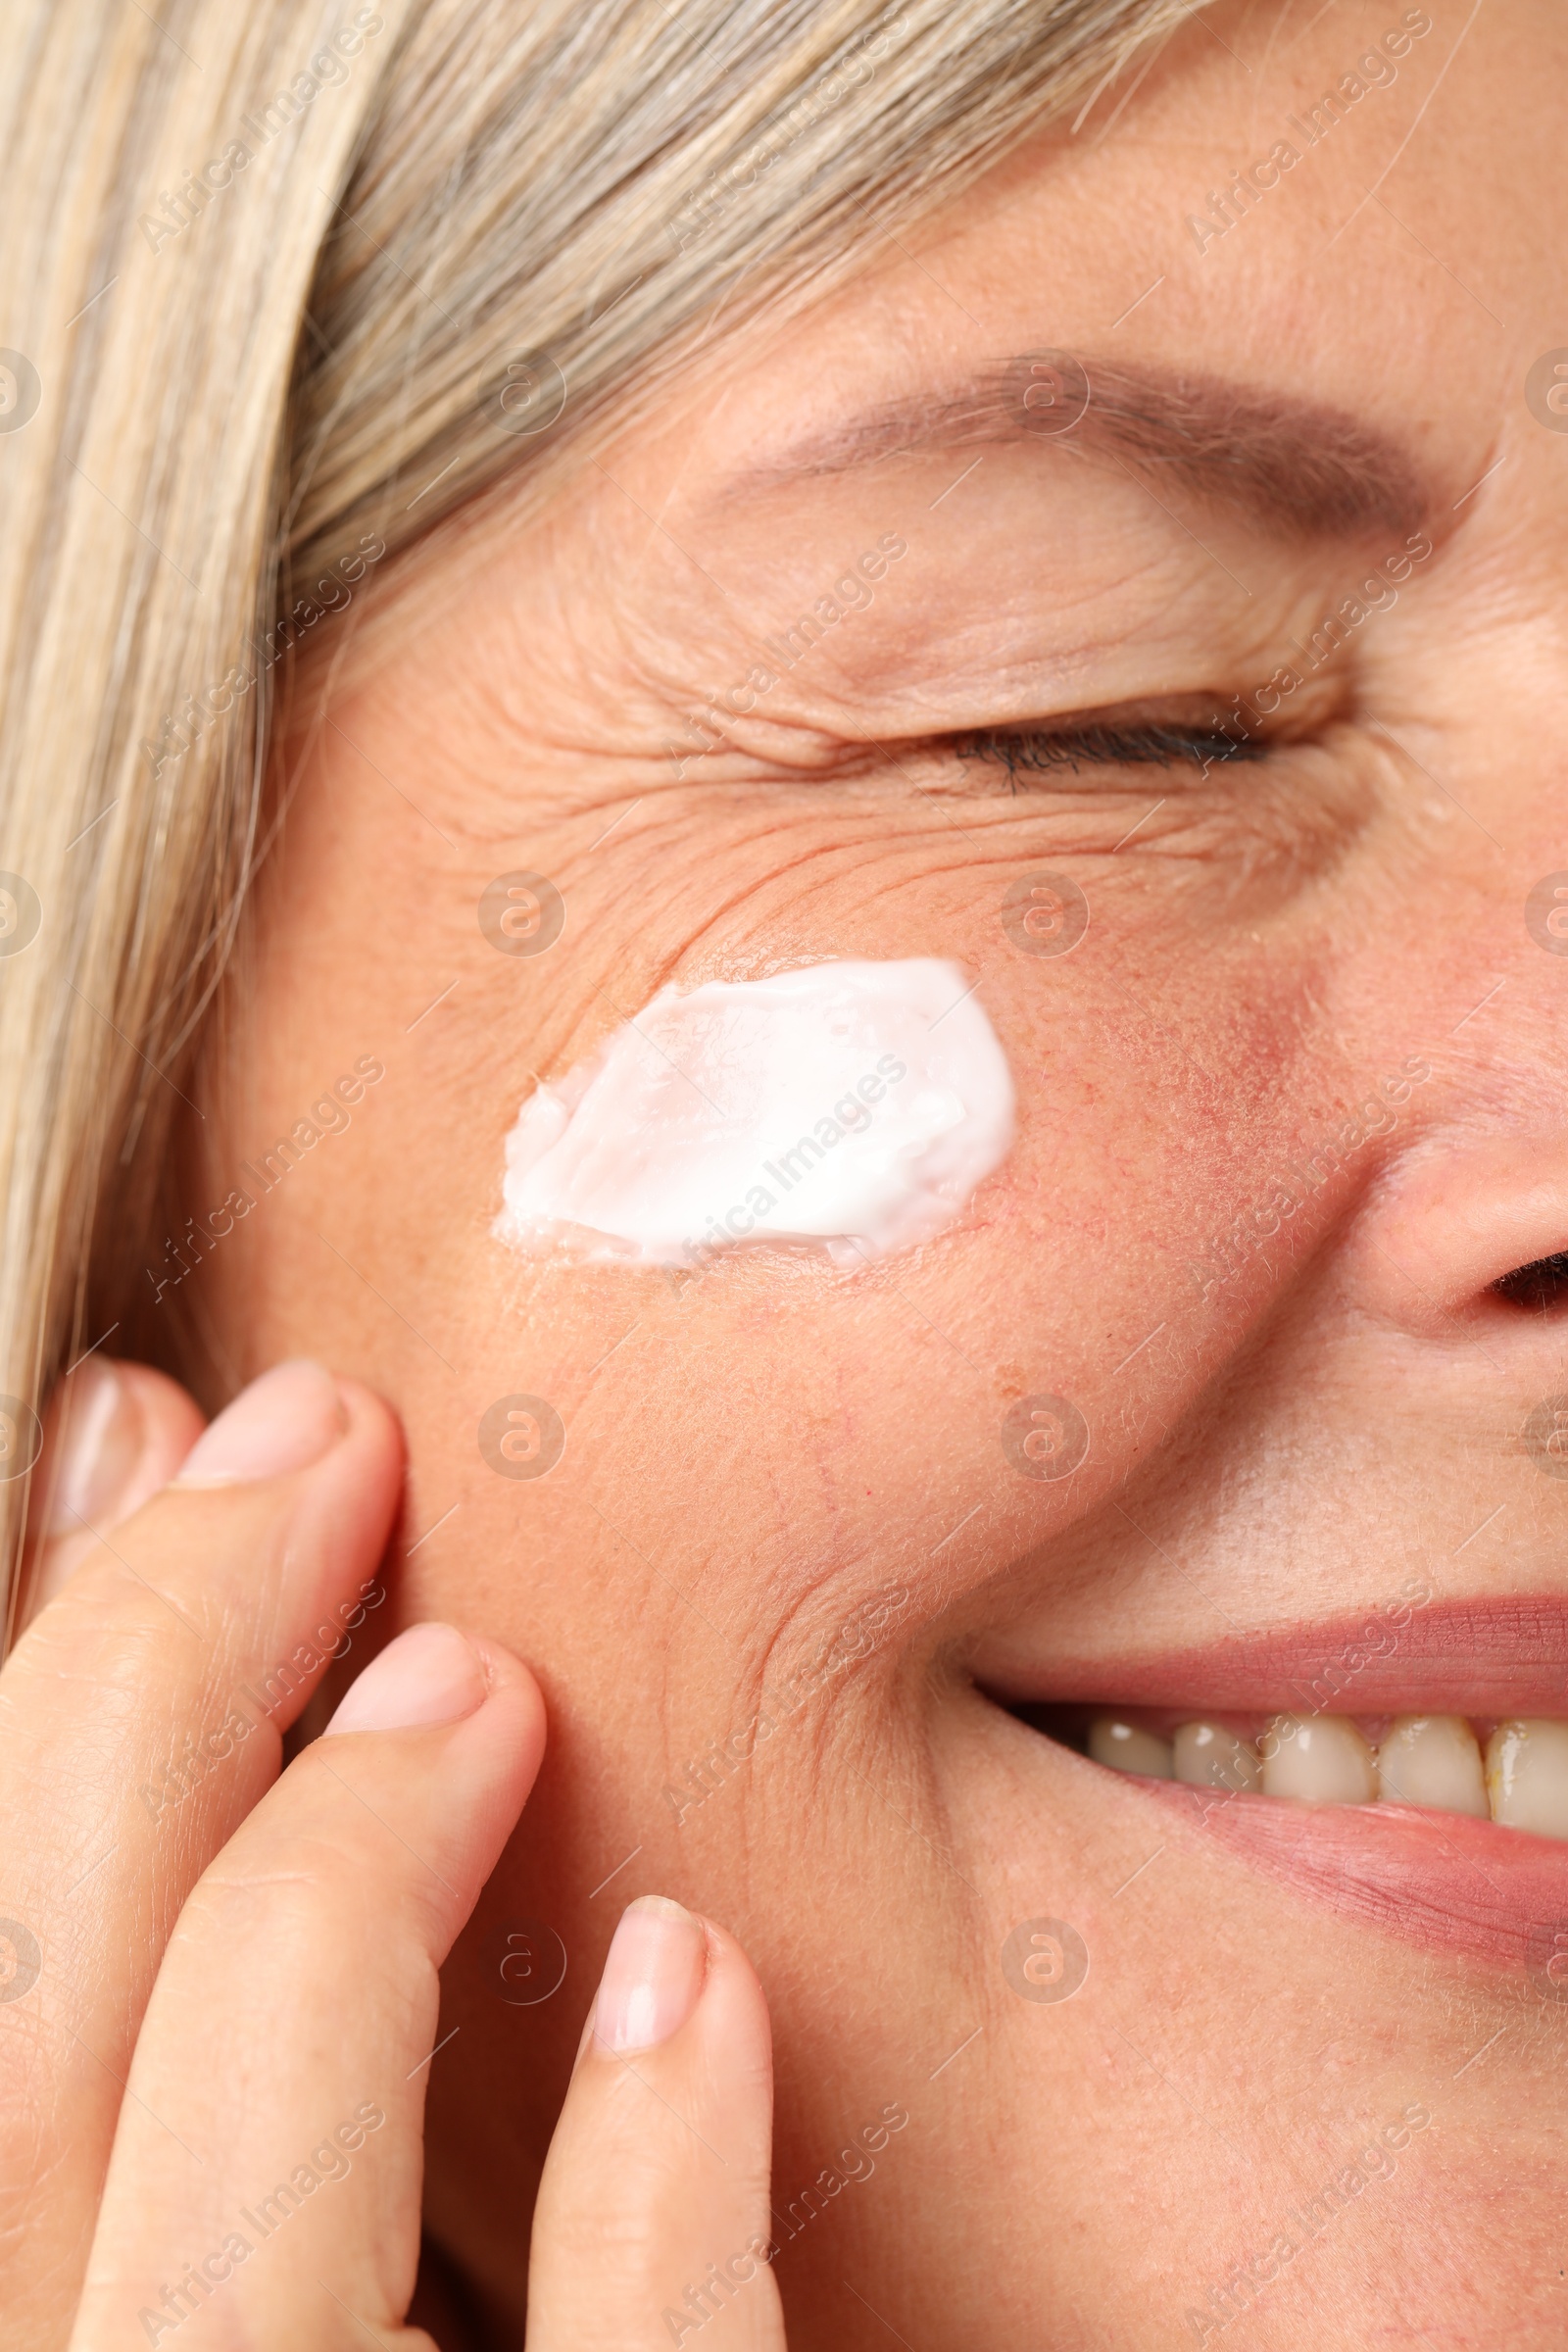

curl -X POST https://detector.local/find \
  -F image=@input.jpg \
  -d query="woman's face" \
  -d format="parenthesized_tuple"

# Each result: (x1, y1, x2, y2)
(194, 5, 1568, 2339)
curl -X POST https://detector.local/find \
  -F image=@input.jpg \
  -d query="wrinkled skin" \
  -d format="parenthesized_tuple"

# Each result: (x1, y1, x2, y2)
(164, 3, 1568, 2341)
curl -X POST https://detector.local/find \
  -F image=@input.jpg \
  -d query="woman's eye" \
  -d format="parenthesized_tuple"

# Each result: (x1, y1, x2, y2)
(951, 720, 1271, 784)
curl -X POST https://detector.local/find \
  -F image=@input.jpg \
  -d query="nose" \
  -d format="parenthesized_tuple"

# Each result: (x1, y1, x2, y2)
(1346, 1132, 1568, 1339)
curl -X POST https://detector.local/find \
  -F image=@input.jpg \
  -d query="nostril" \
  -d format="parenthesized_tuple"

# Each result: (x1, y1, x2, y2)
(1494, 1251, 1568, 1312)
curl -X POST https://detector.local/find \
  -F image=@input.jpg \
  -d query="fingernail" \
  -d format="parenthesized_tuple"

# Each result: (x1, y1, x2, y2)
(172, 1360, 347, 1488)
(45, 1360, 145, 1536)
(593, 1895, 707, 2054)
(323, 1623, 487, 1736)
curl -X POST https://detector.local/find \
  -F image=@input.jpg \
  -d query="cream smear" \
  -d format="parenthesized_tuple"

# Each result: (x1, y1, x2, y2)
(494, 957, 1014, 1268)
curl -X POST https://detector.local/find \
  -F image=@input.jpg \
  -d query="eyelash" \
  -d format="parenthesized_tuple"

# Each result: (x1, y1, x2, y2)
(952, 721, 1269, 785)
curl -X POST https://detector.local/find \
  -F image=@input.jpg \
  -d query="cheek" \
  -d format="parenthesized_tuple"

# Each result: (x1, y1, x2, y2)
(220, 685, 1369, 1788)
(498, 956, 1321, 1678)
(221, 745, 1338, 1685)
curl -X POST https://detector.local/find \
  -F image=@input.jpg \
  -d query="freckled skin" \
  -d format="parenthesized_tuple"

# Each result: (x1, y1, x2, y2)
(189, 6, 1568, 2343)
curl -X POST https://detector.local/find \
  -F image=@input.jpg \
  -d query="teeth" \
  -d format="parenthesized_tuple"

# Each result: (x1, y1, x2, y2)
(1172, 1720, 1260, 1792)
(1084, 1704, 1568, 1832)
(1088, 1718, 1173, 1779)
(1260, 1714, 1377, 1805)
(1376, 1715, 1488, 1816)
(1485, 1719, 1568, 1839)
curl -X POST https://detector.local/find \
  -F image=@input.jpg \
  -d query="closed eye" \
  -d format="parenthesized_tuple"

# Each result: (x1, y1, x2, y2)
(954, 720, 1269, 786)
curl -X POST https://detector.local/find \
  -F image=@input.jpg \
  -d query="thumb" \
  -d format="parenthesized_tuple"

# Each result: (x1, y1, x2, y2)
(526, 1897, 787, 2351)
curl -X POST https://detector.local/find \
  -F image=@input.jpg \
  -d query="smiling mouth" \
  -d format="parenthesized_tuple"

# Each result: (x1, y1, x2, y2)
(985, 1595, 1568, 1970)
(1021, 1705, 1568, 1837)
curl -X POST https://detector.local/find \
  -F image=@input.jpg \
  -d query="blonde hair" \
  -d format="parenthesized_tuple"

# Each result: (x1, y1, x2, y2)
(0, 0, 1190, 1613)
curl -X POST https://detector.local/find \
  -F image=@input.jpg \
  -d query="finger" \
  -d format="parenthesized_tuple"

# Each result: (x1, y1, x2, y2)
(71, 1623, 546, 2352)
(527, 1898, 787, 2352)
(18, 1357, 205, 1630)
(0, 1359, 402, 2340)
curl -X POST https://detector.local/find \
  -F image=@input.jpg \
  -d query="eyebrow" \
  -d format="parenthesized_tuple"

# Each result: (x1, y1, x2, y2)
(739, 356, 1433, 542)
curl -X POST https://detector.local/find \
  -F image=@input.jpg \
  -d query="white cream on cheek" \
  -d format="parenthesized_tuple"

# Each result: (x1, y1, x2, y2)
(494, 957, 1014, 1268)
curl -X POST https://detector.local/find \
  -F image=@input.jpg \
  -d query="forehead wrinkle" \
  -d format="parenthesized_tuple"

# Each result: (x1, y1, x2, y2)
(732, 355, 1433, 543)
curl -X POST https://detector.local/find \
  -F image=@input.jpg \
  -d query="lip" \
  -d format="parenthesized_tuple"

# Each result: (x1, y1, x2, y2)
(983, 1595, 1568, 1970)
(980, 1595, 1568, 1717)
(1138, 1779, 1568, 1971)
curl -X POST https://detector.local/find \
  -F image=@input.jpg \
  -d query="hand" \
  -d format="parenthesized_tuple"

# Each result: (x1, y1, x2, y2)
(0, 1357, 787, 2349)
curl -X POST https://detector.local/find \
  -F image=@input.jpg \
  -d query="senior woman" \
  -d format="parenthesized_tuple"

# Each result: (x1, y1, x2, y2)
(2, 0, 1565, 2343)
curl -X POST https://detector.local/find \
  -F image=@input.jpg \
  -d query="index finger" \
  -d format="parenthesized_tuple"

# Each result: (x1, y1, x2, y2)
(0, 1360, 402, 2342)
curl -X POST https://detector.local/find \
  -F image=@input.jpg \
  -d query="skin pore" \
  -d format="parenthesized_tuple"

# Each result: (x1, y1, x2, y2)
(162, 3, 1568, 2342)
